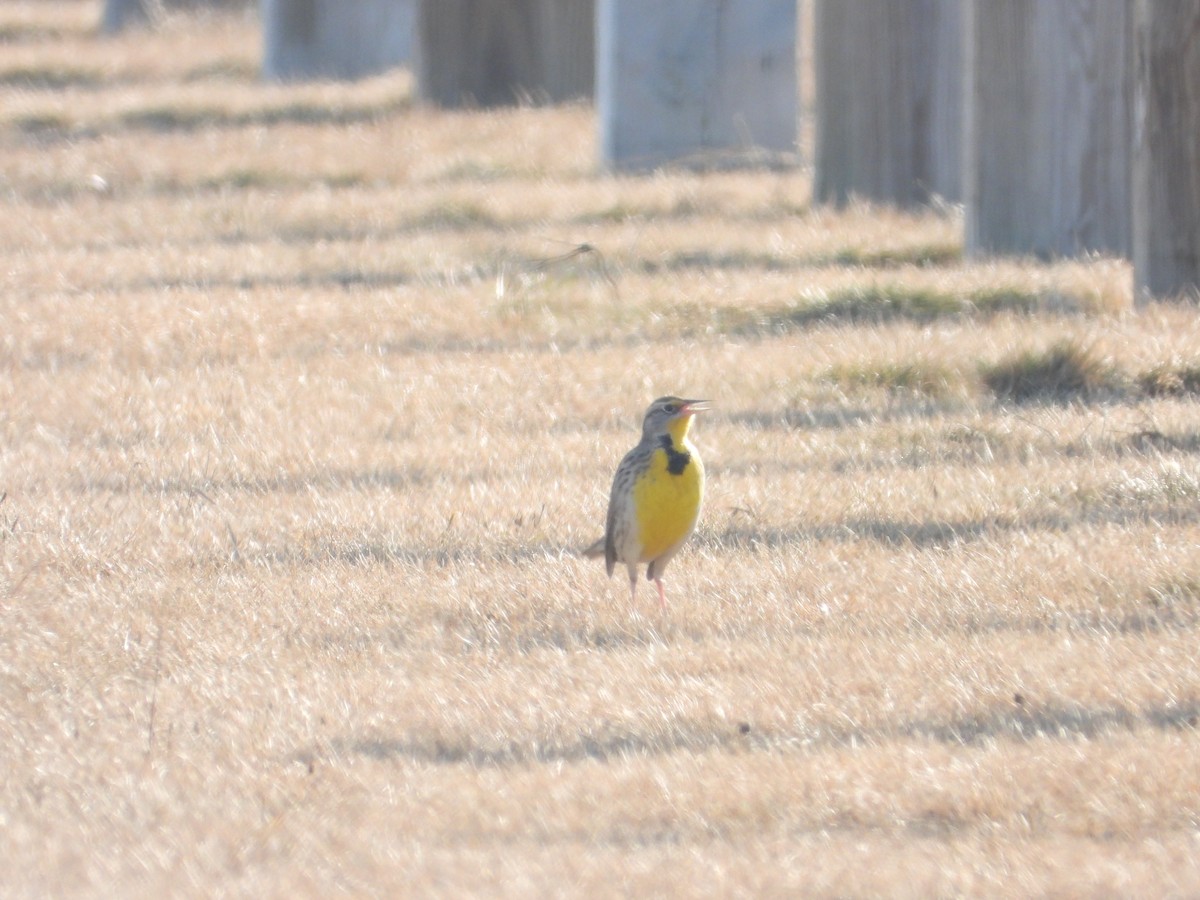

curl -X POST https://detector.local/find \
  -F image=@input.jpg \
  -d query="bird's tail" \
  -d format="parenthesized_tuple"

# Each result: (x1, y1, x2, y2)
(580, 537, 605, 559)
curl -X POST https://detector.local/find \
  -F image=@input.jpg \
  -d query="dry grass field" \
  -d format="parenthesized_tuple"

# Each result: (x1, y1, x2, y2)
(6, 3, 1200, 897)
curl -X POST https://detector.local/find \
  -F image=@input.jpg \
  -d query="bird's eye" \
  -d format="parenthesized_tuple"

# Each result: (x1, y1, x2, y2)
(666, 403, 678, 413)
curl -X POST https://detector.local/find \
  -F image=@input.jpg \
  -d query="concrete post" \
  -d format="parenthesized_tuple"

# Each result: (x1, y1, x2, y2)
(262, 0, 414, 82)
(597, 0, 797, 171)
(964, 0, 1132, 258)
(814, 0, 963, 207)
(1133, 0, 1200, 300)
(102, 0, 152, 32)
(414, 0, 594, 107)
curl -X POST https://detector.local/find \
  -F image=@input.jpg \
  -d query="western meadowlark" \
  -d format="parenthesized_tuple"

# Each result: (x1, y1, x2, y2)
(583, 396, 709, 609)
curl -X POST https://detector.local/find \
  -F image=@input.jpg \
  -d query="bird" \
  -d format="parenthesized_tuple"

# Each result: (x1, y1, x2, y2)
(583, 396, 709, 610)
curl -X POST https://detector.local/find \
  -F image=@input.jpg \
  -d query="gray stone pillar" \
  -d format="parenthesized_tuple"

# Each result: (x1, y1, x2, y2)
(965, 0, 1132, 258)
(814, 0, 963, 207)
(415, 0, 594, 107)
(102, 0, 152, 32)
(262, 0, 414, 82)
(597, 0, 797, 171)
(1133, 0, 1200, 300)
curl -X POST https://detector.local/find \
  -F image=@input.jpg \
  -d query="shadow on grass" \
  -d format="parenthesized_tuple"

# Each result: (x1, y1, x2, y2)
(0, 67, 103, 90)
(262, 539, 571, 570)
(12, 97, 412, 144)
(700, 520, 993, 553)
(982, 340, 1127, 405)
(321, 723, 750, 768)
(109, 250, 599, 296)
(632, 245, 963, 276)
(83, 466, 434, 496)
(305, 699, 1200, 770)
(724, 398, 962, 432)
(122, 99, 412, 132)
(1126, 430, 1200, 454)
(950, 592, 1200, 639)
(702, 505, 1200, 553)
(115, 268, 417, 295)
(896, 699, 1200, 746)
(198, 508, 1200, 574)
(710, 286, 1048, 337)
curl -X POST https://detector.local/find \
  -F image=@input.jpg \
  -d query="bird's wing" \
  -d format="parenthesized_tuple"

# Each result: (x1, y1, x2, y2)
(604, 443, 644, 577)
(603, 466, 620, 576)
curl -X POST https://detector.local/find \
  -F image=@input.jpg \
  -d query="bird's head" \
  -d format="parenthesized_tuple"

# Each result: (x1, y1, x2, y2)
(640, 396, 710, 442)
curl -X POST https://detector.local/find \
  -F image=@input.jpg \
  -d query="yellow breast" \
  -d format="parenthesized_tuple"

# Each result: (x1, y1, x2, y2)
(631, 437, 704, 562)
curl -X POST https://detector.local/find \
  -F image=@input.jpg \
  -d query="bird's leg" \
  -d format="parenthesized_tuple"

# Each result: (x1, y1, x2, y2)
(628, 570, 638, 608)
(655, 578, 666, 612)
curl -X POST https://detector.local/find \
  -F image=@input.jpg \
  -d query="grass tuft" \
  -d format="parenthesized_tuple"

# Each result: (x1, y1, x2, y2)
(1139, 363, 1200, 397)
(982, 340, 1124, 403)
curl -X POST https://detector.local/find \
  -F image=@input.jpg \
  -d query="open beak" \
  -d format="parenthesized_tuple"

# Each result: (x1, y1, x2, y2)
(679, 399, 711, 415)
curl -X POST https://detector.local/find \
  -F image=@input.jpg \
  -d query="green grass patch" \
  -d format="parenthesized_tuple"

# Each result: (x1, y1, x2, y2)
(164, 169, 369, 195)
(407, 202, 498, 231)
(756, 286, 968, 331)
(814, 285, 965, 321)
(656, 249, 796, 274)
(195, 168, 291, 191)
(829, 243, 962, 268)
(982, 340, 1125, 404)
(969, 288, 1045, 315)
(723, 286, 1068, 335)
(323, 171, 369, 189)
(575, 203, 644, 224)
(117, 97, 411, 133)
(717, 281, 1122, 336)
(436, 160, 533, 183)
(119, 106, 215, 131)
(650, 245, 964, 275)
(181, 60, 258, 84)
(822, 361, 960, 399)
(0, 24, 67, 43)
(0, 66, 101, 90)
